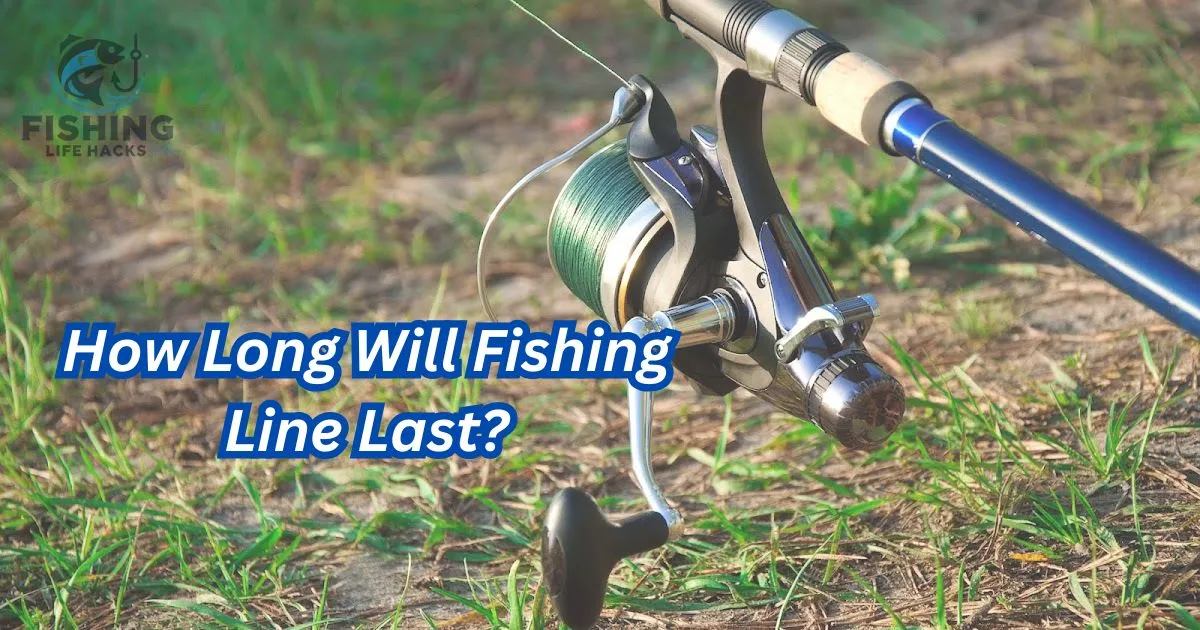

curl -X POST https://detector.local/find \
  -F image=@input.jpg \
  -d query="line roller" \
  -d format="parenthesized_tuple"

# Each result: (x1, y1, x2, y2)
(477, 1, 1200, 627)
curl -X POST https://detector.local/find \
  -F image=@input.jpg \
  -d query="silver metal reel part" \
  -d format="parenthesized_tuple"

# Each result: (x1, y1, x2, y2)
(620, 290, 741, 540)
(774, 294, 879, 362)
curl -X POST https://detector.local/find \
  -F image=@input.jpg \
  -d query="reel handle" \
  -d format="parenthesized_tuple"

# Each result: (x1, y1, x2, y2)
(543, 295, 738, 628)
(542, 490, 669, 629)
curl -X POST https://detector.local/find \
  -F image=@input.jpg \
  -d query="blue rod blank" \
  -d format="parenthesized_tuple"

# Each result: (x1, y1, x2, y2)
(890, 103, 1200, 337)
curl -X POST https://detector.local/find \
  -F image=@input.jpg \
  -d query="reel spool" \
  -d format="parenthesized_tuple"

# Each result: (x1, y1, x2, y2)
(547, 139, 657, 322)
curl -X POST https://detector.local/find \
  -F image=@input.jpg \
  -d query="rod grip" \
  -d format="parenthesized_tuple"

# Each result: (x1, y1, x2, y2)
(655, 0, 928, 152)
(809, 52, 924, 151)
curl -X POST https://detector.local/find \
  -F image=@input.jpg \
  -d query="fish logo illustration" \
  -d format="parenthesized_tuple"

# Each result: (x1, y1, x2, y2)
(55, 33, 142, 113)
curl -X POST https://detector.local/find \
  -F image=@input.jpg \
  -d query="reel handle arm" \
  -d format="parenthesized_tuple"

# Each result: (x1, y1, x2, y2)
(542, 294, 740, 629)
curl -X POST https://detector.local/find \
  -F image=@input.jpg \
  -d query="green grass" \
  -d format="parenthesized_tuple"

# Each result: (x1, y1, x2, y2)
(10, 278, 1195, 627)
(3, 0, 1200, 627)
(785, 160, 1007, 288)
(3, 1, 615, 148)
(952, 297, 1017, 341)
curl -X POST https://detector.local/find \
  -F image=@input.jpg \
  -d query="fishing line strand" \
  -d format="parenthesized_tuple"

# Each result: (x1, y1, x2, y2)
(506, 0, 631, 88)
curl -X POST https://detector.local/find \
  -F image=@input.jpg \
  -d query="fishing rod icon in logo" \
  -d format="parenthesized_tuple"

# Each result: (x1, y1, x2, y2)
(55, 33, 142, 114)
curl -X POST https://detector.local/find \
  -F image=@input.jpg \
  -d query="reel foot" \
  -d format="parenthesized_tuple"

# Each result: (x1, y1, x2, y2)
(543, 488, 669, 629)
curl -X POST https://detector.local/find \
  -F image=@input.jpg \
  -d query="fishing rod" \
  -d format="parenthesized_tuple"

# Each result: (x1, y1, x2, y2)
(477, 1, 1200, 627)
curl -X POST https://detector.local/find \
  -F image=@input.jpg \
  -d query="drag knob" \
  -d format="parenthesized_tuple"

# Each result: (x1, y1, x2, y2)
(808, 351, 906, 450)
(542, 488, 670, 629)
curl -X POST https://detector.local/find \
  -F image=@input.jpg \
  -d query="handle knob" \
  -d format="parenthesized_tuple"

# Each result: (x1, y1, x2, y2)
(542, 488, 670, 629)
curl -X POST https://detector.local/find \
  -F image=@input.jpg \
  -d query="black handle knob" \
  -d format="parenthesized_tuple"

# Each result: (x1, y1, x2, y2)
(542, 488, 670, 629)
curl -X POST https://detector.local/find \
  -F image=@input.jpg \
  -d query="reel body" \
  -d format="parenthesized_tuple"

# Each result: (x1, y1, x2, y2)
(547, 75, 904, 449)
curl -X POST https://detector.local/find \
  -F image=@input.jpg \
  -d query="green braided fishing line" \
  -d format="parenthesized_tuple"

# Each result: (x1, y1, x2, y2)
(549, 140, 650, 316)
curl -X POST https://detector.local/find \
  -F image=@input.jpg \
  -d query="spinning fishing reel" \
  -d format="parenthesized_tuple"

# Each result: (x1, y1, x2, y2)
(481, 76, 902, 627)
(479, 1, 1200, 627)
(479, 37, 904, 630)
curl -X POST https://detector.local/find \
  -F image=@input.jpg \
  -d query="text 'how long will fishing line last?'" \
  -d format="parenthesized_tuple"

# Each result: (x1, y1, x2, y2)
(55, 320, 680, 391)
(52, 320, 682, 460)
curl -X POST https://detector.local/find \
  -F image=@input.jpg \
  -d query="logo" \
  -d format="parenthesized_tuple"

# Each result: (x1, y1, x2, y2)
(55, 34, 142, 114)
(22, 32, 173, 158)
